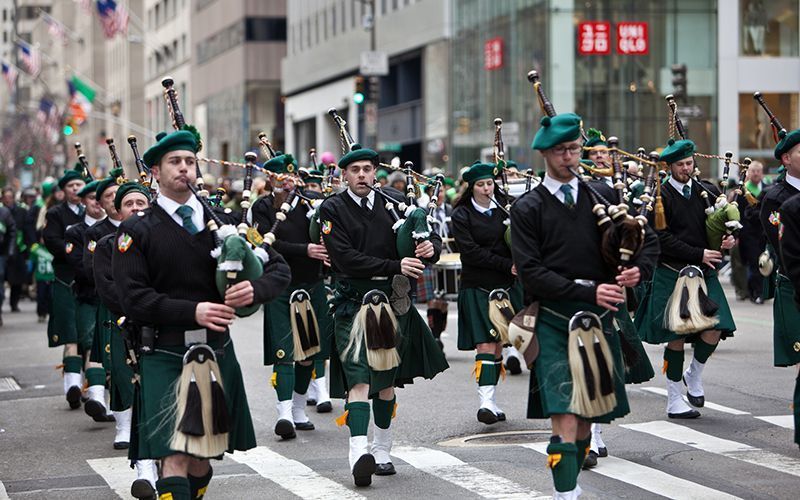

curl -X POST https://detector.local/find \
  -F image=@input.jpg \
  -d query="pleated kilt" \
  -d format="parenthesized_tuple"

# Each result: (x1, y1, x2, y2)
(773, 274, 800, 367)
(613, 308, 655, 384)
(456, 282, 523, 350)
(46, 279, 77, 348)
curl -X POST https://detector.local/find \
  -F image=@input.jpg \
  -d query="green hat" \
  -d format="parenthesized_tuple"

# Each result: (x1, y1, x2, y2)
(263, 152, 297, 174)
(659, 139, 695, 164)
(95, 168, 126, 200)
(774, 129, 800, 160)
(582, 128, 608, 159)
(443, 177, 455, 187)
(142, 130, 199, 168)
(462, 161, 498, 185)
(532, 113, 583, 151)
(505, 160, 518, 170)
(114, 181, 152, 211)
(42, 179, 56, 198)
(58, 163, 88, 189)
(303, 168, 323, 184)
(77, 180, 100, 198)
(376, 169, 389, 180)
(338, 143, 378, 169)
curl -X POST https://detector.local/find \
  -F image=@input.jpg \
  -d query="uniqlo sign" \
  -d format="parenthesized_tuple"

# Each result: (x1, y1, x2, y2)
(578, 22, 611, 55)
(484, 37, 504, 70)
(617, 22, 649, 55)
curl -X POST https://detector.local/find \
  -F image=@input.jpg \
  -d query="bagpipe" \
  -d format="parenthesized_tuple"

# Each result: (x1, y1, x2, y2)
(126, 135, 157, 198)
(162, 77, 208, 197)
(74, 142, 94, 181)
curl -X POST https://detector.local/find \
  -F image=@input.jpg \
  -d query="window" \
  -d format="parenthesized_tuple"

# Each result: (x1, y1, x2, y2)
(245, 18, 287, 42)
(740, 0, 798, 56)
(739, 92, 799, 171)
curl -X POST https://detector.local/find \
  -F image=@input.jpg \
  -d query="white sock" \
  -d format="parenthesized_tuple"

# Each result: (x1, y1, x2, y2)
(371, 426, 393, 465)
(291, 392, 310, 423)
(114, 408, 132, 443)
(276, 399, 293, 423)
(349, 435, 370, 471)
(666, 379, 694, 414)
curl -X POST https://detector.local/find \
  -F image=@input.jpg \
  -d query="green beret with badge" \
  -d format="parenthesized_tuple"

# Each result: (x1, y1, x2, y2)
(462, 161, 497, 186)
(658, 138, 695, 164)
(77, 179, 100, 198)
(532, 113, 583, 151)
(338, 143, 378, 169)
(774, 129, 800, 160)
(142, 130, 199, 168)
(582, 128, 608, 159)
(114, 181, 152, 211)
(302, 168, 324, 184)
(58, 162, 88, 189)
(263, 152, 296, 174)
(95, 167, 126, 200)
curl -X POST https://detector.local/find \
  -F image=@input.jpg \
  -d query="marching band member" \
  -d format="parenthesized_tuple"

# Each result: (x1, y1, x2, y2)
(451, 161, 521, 425)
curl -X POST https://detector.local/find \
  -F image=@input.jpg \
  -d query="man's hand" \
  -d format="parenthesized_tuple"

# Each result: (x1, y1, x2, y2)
(400, 257, 425, 279)
(596, 283, 625, 312)
(511, 264, 517, 276)
(720, 235, 736, 250)
(415, 240, 434, 259)
(307, 243, 329, 264)
(702, 249, 723, 268)
(224, 280, 254, 308)
(615, 266, 641, 288)
(195, 302, 236, 332)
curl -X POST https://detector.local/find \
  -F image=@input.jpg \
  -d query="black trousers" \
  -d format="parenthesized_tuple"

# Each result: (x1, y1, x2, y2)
(36, 281, 51, 317)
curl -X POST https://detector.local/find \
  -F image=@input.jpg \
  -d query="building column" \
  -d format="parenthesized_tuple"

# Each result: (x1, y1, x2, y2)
(549, 0, 575, 113)
(717, 2, 739, 178)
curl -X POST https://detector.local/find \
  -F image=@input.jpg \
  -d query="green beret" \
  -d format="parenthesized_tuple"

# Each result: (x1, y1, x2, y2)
(659, 139, 695, 164)
(775, 129, 800, 160)
(443, 177, 455, 187)
(532, 113, 583, 151)
(505, 160, 518, 170)
(42, 180, 56, 198)
(303, 169, 324, 184)
(376, 169, 389, 180)
(114, 181, 152, 211)
(263, 152, 297, 174)
(95, 168, 125, 200)
(142, 130, 199, 168)
(338, 143, 378, 169)
(77, 180, 100, 197)
(58, 163, 88, 189)
(582, 128, 608, 158)
(463, 161, 498, 185)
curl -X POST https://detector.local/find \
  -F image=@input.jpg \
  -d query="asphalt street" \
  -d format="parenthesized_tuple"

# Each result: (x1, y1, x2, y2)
(0, 283, 798, 499)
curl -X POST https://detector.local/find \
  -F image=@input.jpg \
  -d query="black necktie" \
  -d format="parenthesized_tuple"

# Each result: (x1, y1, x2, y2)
(361, 197, 370, 211)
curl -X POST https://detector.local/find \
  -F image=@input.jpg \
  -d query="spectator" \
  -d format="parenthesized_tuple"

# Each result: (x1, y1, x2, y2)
(3, 188, 30, 312)
(738, 161, 768, 303)
(0, 202, 17, 326)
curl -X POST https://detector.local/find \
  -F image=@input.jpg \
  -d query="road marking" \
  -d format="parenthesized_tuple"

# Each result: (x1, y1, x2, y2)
(623, 420, 800, 478)
(86, 457, 135, 499)
(640, 387, 750, 415)
(755, 415, 795, 429)
(521, 442, 740, 500)
(229, 446, 364, 500)
(0, 377, 21, 392)
(0, 479, 9, 500)
(391, 445, 548, 499)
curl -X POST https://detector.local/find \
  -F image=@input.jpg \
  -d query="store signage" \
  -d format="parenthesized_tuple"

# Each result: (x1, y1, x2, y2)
(617, 22, 649, 55)
(360, 51, 389, 76)
(484, 37, 504, 70)
(578, 21, 611, 55)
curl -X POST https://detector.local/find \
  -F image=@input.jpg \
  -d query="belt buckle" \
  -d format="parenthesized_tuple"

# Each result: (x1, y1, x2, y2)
(574, 279, 596, 288)
(184, 328, 207, 347)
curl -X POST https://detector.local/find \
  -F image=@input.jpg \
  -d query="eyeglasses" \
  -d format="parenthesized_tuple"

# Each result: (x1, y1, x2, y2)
(551, 145, 583, 155)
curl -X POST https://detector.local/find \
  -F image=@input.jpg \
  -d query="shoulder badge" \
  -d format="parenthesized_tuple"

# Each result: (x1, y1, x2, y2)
(87, 240, 97, 253)
(65, 242, 74, 254)
(117, 233, 133, 253)
(322, 220, 332, 235)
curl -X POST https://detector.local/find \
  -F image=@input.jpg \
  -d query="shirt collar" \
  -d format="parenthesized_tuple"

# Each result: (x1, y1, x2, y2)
(785, 173, 800, 192)
(109, 217, 122, 227)
(542, 173, 579, 196)
(68, 202, 81, 214)
(157, 193, 200, 216)
(84, 214, 101, 226)
(470, 196, 496, 214)
(347, 188, 375, 208)
(668, 176, 693, 193)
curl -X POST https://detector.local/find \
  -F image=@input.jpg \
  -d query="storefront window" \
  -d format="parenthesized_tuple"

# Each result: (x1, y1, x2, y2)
(740, 0, 799, 57)
(739, 92, 799, 174)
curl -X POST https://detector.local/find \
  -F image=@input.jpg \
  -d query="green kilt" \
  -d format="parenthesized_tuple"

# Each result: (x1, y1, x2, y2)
(456, 283, 523, 350)
(47, 279, 77, 348)
(108, 318, 135, 411)
(635, 265, 736, 344)
(132, 338, 256, 460)
(263, 281, 332, 365)
(613, 309, 655, 384)
(527, 301, 630, 423)
(89, 304, 113, 367)
(773, 274, 800, 367)
(328, 278, 448, 399)
(76, 300, 98, 354)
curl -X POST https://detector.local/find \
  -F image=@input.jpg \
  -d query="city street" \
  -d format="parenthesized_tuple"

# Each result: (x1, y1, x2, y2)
(0, 283, 797, 500)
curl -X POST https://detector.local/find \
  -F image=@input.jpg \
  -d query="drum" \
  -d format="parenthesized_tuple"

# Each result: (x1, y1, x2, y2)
(434, 252, 462, 300)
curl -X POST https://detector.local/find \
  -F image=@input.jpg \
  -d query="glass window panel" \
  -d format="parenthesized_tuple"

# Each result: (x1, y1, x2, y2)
(740, 0, 799, 57)
(739, 92, 799, 174)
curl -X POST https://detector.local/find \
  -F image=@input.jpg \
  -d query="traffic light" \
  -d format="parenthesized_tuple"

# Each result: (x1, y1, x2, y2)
(671, 64, 687, 100)
(63, 124, 74, 136)
(24, 156, 34, 166)
(353, 75, 365, 105)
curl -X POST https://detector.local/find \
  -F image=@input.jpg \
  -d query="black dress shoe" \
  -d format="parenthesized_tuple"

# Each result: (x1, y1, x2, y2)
(668, 409, 701, 419)
(477, 408, 498, 425)
(598, 446, 608, 458)
(66, 386, 82, 409)
(682, 377, 705, 407)
(352, 454, 376, 487)
(274, 419, 296, 439)
(294, 421, 315, 431)
(114, 441, 130, 450)
(316, 401, 333, 413)
(130, 478, 156, 500)
(505, 356, 522, 375)
(582, 450, 598, 469)
(306, 398, 317, 406)
(375, 462, 396, 476)
(85, 399, 112, 422)
(496, 410, 506, 422)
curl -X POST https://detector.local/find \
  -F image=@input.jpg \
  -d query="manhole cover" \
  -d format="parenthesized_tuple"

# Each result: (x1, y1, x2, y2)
(439, 430, 551, 447)
(0, 377, 21, 392)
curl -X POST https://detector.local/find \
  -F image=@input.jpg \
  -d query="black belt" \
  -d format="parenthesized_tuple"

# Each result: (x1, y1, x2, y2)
(154, 327, 228, 348)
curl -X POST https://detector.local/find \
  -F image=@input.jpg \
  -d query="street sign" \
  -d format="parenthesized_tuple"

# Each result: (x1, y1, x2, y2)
(360, 51, 389, 76)
(578, 21, 611, 55)
(676, 105, 703, 118)
(617, 22, 649, 55)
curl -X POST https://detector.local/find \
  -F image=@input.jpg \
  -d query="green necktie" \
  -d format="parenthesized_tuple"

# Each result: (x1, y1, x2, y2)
(176, 205, 199, 235)
(559, 184, 575, 208)
(682, 184, 691, 199)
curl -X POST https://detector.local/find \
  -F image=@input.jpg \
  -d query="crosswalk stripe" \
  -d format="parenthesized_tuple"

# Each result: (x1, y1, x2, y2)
(640, 387, 750, 415)
(229, 446, 365, 500)
(622, 420, 800, 478)
(755, 415, 795, 429)
(86, 457, 135, 499)
(521, 443, 740, 500)
(0, 480, 9, 500)
(391, 445, 548, 499)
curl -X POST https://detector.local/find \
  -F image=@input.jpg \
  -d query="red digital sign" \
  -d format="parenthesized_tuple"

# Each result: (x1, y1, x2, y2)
(578, 21, 611, 55)
(484, 37, 504, 70)
(617, 22, 649, 55)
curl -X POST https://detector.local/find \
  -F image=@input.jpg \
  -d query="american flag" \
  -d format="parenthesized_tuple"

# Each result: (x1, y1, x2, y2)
(96, 1, 129, 39)
(36, 98, 60, 144)
(1, 62, 18, 89)
(74, 0, 93, 13)
(43, 15, 69, 45)
(18, 45, 41, 77)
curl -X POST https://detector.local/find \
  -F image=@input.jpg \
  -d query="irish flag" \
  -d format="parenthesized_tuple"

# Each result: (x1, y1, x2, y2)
(67, 76, 95, 125)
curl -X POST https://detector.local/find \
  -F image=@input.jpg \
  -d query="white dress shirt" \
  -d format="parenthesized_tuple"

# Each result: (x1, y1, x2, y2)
(157, 193, 205, 232)
(785, 173, 800, 192)
(347, 188, 375, 210)
(668, 176, 693, 195)
(542, 174, 580, 205)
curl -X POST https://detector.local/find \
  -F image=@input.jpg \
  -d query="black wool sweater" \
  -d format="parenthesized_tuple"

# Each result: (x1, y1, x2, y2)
(43, 203, 82, 281)
(94, 233, 123, 316)
(655, 180, 721, 266)
(112, 203, 291, 329)
(451, 201, 514, 289)
(759, 179, 800, 266)
(64, 221, 95, 301)
(779, 193, 800, 295)
(83, 218, 119, 289)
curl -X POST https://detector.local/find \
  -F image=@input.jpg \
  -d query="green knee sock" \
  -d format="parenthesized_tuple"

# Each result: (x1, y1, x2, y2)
(273, 363, 295, 401)
(85, 367, 106, 387)
(494, 357, 504, 384)
(345, 401, 370, 437)
(294, 362, 314, 395)
(794, 374, 800, 446)
(156, 476, 190, 500)
(372, 397, 396, 430)
(188, 466, 213, 499)
(693, 339, 718, 364)
(63, 355, 82, 374)
(546, 441, 578, 493)
(575, 434, 592, 472)
(476, 353, 496, 386)
(663, 348, 684, 382)
(313, 359, 326, 378)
